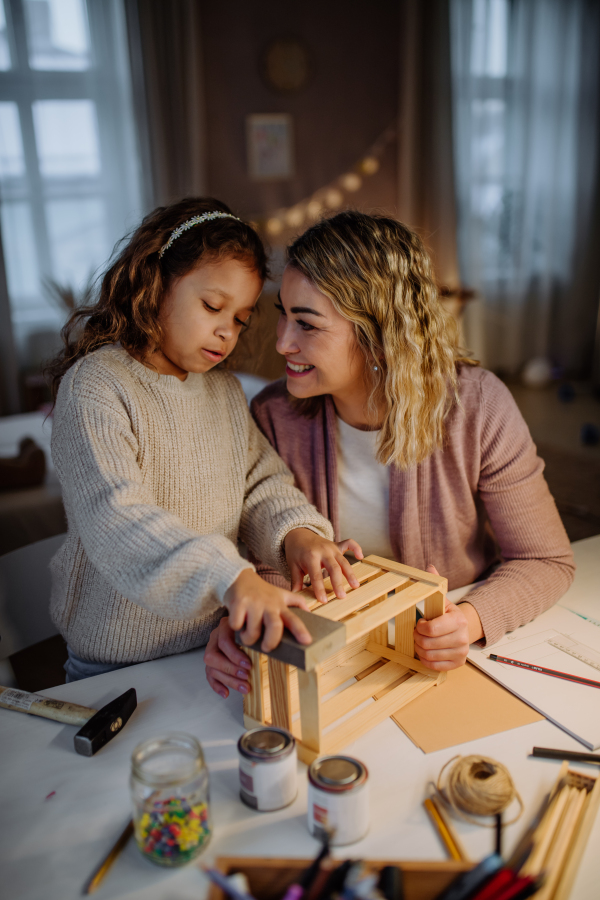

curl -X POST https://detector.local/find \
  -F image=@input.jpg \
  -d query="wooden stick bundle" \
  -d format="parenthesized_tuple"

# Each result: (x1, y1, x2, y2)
(517, 761, 600, 900)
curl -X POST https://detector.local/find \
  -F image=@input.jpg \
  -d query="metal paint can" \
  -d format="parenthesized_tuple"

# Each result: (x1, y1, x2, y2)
(307, 756, 369, 845)
(237, 727, 297, 811)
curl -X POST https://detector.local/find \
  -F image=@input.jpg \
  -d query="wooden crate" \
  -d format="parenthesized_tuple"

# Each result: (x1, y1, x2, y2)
(243, 556, 447, 764)
(206, 856, 473, 900)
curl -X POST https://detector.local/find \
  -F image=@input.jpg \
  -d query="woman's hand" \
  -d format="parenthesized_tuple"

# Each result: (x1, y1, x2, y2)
(284, 528, 364, 603)
(224, 568, 312, 653)
(205, 616, 253, 699)
(413, 564, 484, 671)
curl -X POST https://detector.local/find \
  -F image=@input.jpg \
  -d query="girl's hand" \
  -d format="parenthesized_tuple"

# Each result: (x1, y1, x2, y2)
(224, 568, 312, 653)
(413, 564, 484, 670)
(205, 616, 253, 699)
(284, 528, 364, 603)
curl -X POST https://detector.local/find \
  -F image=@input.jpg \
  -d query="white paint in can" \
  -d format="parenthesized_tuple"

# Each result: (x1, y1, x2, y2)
(307, 756, 369, 845)
(238, 727, 297, 812)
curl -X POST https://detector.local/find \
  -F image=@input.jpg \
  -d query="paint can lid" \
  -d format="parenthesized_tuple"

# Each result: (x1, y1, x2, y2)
(309, 756, 368, 791)
(238, 727, 294, 760)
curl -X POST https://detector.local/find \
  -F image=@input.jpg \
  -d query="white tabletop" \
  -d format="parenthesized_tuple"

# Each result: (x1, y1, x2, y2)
(2, 537, 600, 900)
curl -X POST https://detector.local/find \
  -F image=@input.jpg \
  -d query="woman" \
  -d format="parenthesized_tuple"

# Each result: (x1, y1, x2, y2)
(205, 212, 574, 698)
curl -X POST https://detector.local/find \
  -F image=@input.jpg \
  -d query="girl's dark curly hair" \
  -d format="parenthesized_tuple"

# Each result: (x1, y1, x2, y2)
(46, 197, 268, 399)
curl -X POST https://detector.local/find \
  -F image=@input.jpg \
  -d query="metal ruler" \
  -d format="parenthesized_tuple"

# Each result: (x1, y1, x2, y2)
(548, 636, 600, 673)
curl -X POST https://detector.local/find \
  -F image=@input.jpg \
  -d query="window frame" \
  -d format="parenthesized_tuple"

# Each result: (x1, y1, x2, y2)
(0, 0, 143, 409)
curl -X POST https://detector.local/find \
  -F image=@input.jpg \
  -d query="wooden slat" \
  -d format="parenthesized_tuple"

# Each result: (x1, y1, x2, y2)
(395, 606, 415, 656)
(394, 579, 417, 657)
(364, 555, 448, 593)
(298, 667, 322, 753)
(366, 641, 439, 678)
(312, 571, 411, 622)
(268, 658, 292, 731)
(243, 648, 265, 723)
(370, 622, 389, 647)
(425, 590, 445, 621)
(322, 671, 436, 755)
(320, 661, 409, 727)
(290, 648, 383, 714)
(344, 582, 440, 644)
(297, 561, 382, 607)
(320, 648, 380, 694)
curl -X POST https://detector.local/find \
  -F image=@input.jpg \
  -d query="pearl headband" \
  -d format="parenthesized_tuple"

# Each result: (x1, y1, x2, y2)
(158, 211, 241, 259)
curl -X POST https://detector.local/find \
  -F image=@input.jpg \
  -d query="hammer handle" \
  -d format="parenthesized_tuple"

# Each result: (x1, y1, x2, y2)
(0, 685, 96, 726)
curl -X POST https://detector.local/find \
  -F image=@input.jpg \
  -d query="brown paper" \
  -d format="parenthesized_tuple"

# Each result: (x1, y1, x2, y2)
(390, 661, 543, 753)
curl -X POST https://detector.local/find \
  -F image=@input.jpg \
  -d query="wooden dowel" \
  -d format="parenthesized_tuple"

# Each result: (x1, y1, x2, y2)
(522, 786, 571, 876)
(534, 788, 587, 900)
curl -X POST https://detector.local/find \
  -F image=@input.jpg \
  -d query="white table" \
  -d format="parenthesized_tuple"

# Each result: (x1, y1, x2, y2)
(2, 538, 600, 900)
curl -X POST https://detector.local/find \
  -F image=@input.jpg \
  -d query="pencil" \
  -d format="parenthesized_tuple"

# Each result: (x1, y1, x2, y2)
(424, 796, 467, 862)
(487, 654, 600, 689)
(531, 746, 600, 765)
(83, 818, 133, 894)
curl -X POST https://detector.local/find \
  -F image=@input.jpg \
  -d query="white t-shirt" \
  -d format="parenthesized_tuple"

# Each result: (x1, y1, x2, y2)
(336, 416, 394, 559)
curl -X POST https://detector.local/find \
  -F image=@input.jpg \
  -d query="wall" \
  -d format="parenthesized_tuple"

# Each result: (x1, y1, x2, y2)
(201, 0, 400, 378)
(201, 0, 400, 218)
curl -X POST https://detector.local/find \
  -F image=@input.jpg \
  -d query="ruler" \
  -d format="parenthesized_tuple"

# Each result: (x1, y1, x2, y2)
(548, 636, 600, 673)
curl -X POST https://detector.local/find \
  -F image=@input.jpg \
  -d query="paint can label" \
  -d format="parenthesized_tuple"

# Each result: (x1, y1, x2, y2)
(307, 780, 369, 845)
(238, 752, 297, 811)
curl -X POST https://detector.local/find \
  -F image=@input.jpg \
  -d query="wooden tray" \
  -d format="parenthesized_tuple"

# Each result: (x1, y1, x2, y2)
(206, 856, 473, 900)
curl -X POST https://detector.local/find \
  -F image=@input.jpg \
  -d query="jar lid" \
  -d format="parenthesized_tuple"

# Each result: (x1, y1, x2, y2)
(309, 756, 368, 791)
(131, 733, 204, 786)
(238, 727, 294, 760)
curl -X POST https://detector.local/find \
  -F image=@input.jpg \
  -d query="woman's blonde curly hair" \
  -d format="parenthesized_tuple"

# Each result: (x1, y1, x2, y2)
(287, 212, 477, 470)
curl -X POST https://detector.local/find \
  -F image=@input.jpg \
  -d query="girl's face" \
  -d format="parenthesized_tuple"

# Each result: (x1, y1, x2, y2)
(276, 265, 369, 409)
(153, 257, 263, 379)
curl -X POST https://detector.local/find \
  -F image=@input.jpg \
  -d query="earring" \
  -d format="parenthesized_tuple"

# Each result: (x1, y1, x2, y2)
(373, 365, 378, 371)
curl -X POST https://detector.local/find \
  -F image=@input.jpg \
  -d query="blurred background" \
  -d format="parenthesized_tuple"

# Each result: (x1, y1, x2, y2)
(0, 0, 599, 569)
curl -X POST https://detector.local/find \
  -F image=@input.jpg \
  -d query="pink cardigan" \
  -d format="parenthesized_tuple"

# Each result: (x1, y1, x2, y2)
(250, 365, 575, 646)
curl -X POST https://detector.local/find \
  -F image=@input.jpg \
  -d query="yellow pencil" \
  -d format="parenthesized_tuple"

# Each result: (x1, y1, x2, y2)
(424, 797, 469, 862)
(83, 818, 134, 894)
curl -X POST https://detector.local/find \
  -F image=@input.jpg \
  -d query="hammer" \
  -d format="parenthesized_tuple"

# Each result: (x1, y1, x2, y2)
(0, 685, 137, 757)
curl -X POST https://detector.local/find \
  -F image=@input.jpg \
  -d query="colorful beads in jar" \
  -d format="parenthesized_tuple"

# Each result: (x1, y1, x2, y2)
(130, 733, 211, 866)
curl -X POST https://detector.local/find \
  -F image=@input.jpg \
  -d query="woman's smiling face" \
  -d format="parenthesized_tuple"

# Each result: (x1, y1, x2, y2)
(276, 265, 368, 408)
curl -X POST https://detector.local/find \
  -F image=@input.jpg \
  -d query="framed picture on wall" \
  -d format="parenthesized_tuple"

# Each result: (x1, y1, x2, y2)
(246, 114, 295, 181)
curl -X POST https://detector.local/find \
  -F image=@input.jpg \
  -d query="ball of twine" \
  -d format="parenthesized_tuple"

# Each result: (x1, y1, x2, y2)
(435, 755, 523, 826)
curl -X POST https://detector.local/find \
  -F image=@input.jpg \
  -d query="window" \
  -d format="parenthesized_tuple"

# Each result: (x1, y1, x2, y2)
(450, 0, 598, 374)
(0, 0, 142, 373)
(452, 0, 510, 285)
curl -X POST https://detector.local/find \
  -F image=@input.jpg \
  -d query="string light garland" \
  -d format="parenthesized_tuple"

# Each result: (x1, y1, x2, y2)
(434, 755, 524, 826)
(250, 124, 396, 242)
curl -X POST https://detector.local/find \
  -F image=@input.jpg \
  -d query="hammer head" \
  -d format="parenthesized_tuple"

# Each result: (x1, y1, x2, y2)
(74, 688, 137, 757)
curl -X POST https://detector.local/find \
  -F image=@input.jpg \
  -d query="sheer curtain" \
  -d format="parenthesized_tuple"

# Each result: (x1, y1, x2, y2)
(450, 0, 600, 375)
(397, 0, 460, 289)
(125, 0, 207, 207)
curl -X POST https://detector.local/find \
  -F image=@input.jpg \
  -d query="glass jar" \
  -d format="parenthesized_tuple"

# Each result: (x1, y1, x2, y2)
(130, 733, 211, 866)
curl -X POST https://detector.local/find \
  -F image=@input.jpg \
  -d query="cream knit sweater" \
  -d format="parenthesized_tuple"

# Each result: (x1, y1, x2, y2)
(50, 346, 333, 664)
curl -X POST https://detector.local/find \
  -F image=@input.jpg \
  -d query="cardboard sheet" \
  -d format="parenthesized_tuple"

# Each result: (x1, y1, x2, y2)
(390, 661, 543, 753)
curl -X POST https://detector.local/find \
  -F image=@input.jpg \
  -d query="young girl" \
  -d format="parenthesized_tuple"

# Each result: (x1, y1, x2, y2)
(48, 197, 362, 682)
